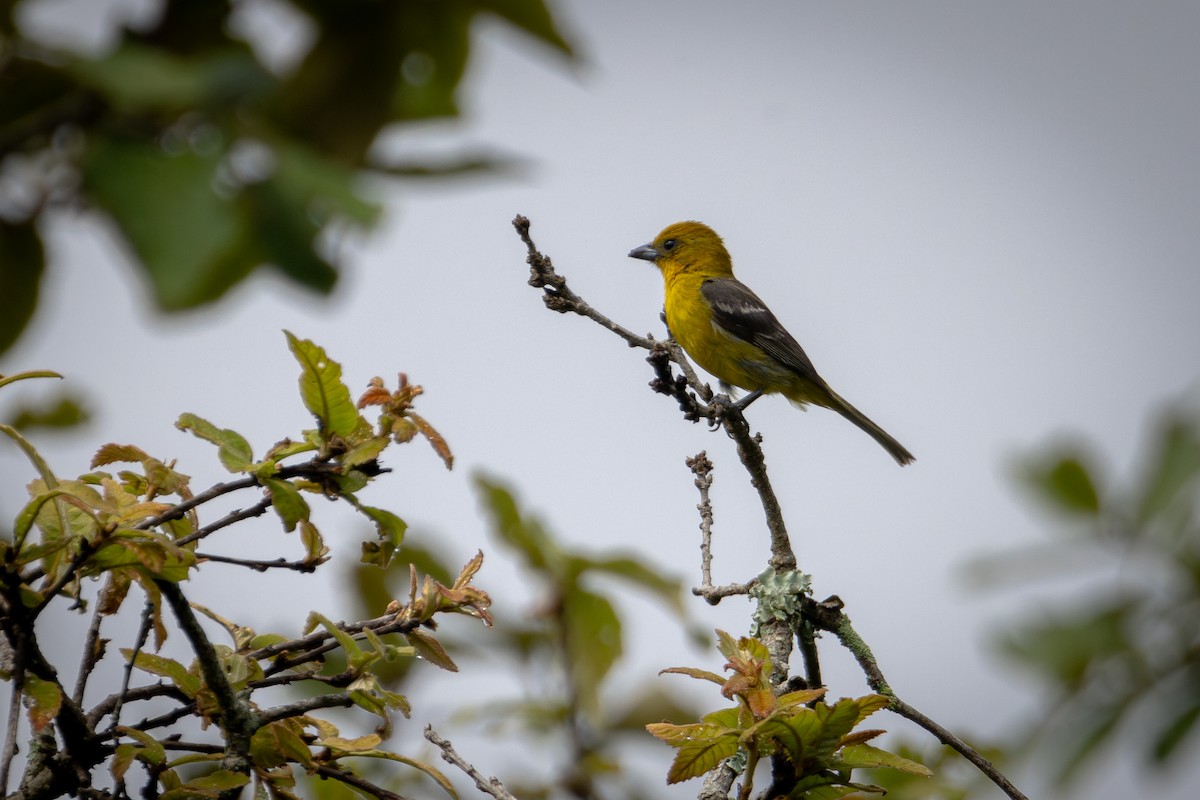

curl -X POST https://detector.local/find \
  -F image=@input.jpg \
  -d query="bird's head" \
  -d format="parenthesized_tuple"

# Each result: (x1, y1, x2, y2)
(628, 221, 734, 277)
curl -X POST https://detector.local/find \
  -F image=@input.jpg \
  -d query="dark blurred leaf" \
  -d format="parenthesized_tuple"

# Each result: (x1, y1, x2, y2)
(1021, 452, 1101, 516)
(271, 138, 380, 225)
(70, 43, 270, 113)
(474, 475, 557, 573)
(563, 586, 621, 715)
(83, 138, 250, 309)
(241, 179, 337, 293)
(7, 394, 90, 431)
(272, 2, 408, 163)
(477, 0, 575, 56)
(1002, 602, 1135, 688)
(572, 554, 686, 615)
(0, 218, 44, 357)
(1154, 701, 1200, 762)
(389, 2, 472, 122)
(1136, 413, 1200, 524)
(0, 56, 80, 143)
(372, 152, 524, 180)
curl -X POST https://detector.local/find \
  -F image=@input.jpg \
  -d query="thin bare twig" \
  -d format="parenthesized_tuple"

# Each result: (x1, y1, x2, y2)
(193, 553, 321, 572)
(688, 452, 717, 591)
(175, 497, 272, 547)
(110, 599, 155, 735)
(312, 763, 413, 800)
(258, 694, 354, 726)
(692, 580, 757, 602)
(424, 726, 517, 800)
(514, 214, 657, 350)
(72, 607, 106, 705)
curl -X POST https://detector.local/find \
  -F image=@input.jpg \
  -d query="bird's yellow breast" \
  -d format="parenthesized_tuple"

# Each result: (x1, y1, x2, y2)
(662, 271, 790, 393)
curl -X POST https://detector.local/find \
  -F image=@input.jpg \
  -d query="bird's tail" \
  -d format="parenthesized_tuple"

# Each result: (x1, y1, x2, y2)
(825, 388, 915, 466)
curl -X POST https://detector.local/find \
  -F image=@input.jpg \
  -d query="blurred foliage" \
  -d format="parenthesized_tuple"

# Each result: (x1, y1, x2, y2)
(1000, 399, 1200, 782)
(3, 387, 89, 430)
(461, 476, 697, 799)
(0, 0, 572, 355)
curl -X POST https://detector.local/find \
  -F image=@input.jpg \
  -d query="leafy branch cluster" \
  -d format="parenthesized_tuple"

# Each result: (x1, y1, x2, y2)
(651, 631, 928, 799)
(0, 332, 486, 800)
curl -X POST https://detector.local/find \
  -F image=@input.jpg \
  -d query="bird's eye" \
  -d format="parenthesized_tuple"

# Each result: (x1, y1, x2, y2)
(662, 239, 678, 251)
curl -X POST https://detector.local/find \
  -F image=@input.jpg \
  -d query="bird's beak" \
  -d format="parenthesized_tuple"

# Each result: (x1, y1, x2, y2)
(628, 243, 660, 262)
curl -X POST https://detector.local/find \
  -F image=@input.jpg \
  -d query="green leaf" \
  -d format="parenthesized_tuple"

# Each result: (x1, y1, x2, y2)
(71, 43, 270, 113)
(339, 749, 458, 799)
(251, 721, 313, 769)
(90, 532, 195, 581)
(285, 332, 360, 437)
(84, 138, 248, 310)
(405, 629, 458, 672)
(91, 443, 151, 467)
(240, 178, 338, 294)
(1153, 703, 1200, 761)
(0, 370, 63, 391)
(1022, 452, 1100, 516)
(122, 650, 200, 697)
(175, 413, 254, 472)
(0, 218, 45, 357)
(837, 743, 933, 776)
(753, 711, 820, 765)
(306, 612, 362, 663)
(298, 519, 328, 566)
(261, 478, 310, 532)
(347, 499, 407, 567)
(562, 587, 621, 714)
(579, 555, 685, 615)
(13, 489, 73, 552)
(7, 393, 90, 431)
(270, 137, 380, 226)
(473, 475, 556, 572)
(340, 436, 388, 469)
(1136, 414, 1200, 523)
(0, 423, 59, 488)
(659, 666, 727, 686)
(646, 720, 741, 783)
(160, 769, 249, 800)
(23, 674, 61, 732)
(813, 698, 872, 761)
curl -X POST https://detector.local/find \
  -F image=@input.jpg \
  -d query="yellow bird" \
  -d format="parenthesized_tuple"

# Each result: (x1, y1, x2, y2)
(629, 221, 914, 466)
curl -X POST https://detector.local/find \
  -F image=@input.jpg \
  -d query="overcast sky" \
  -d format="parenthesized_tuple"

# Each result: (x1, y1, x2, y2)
(5, 1, 1200, 798)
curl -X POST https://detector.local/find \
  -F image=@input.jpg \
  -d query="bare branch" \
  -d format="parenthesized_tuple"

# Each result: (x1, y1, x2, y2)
(688, 452, 717, 592)
(424, 726, 517, 800)
(312, 764, 414, 800)
(175, 497, 272, 547)
(0, 673, 20, 795)
(514, 215, 657, 350)
(804, 596, 1029, 800)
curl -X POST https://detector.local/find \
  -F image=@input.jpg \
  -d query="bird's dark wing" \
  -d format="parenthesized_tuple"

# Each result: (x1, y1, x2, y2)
(701, 278, 824, 383)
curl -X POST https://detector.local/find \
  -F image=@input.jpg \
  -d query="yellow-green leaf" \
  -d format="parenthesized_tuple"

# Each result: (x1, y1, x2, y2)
(175, 413, 254, 472)
(23, 674, 61, 732)
(285, 332, 360, 437)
